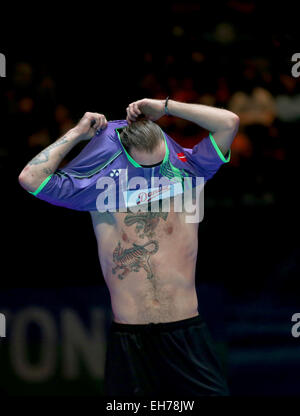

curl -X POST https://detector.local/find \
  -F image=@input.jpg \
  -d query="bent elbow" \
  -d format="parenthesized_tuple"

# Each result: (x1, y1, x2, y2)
(18, 170, 27, 187)
(226, 113, 240, 131)
(18, 170, 36, 193)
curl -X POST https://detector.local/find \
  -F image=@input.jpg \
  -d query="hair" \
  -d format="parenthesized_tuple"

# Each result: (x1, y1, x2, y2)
(119, 116, 164, 154)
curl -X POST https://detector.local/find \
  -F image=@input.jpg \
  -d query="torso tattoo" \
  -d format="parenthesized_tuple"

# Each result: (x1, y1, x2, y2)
(112, 210, 168, 280)
(112, 240, 158, 280)
(124, 211, 168, 239)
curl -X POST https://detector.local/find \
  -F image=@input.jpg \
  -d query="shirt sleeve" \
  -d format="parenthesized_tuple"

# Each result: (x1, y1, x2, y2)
(27, 170, 85, 210)
(184, 133, 231, 182)
(25, 120, 127, 210)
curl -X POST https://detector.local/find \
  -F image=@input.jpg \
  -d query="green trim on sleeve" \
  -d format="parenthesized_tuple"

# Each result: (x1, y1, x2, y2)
(28, 174, 53, 196)
(209, 132, 231, 163)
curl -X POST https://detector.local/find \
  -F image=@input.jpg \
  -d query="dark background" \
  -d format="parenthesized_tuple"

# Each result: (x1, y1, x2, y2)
(1, 0, 300, 396)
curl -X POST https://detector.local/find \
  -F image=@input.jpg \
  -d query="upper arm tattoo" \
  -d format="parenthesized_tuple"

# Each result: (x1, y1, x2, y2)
(43, 167, 53, 175)
(28, 136, 69, 166)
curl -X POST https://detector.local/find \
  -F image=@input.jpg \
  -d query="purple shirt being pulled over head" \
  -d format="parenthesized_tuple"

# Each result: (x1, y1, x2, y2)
(28, 120, 231, 211)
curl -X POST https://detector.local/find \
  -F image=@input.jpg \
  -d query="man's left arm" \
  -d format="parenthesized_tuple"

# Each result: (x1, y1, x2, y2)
(167, 100, 239, 156)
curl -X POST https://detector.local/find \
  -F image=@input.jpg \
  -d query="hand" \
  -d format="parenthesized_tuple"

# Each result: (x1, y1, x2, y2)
(74, 112, 108, 141)
(126, 98, 165, 124)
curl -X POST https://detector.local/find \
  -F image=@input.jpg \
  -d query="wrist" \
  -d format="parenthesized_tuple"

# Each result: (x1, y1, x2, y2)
(166, 99, 176, 116)
(68, 127, 86, 143)
(164, 97, 170, 116)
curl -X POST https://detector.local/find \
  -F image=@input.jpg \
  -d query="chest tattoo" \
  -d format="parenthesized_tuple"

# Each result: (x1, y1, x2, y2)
(124, 211, 168, 239)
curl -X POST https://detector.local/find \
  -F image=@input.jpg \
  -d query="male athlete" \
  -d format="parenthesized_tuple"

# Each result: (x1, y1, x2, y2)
(18, 98, 239, 397)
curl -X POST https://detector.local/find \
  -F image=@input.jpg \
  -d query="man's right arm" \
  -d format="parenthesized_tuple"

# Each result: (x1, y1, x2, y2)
(18, 112, 108, 193)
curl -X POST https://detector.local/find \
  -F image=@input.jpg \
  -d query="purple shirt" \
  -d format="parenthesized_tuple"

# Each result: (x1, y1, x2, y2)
(28, 120, 230, 211)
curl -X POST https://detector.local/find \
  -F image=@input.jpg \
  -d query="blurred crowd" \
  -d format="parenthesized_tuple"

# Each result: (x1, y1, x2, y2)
(4, 1, 300, 208)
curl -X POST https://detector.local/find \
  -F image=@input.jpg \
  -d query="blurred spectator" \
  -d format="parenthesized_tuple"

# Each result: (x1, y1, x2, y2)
(5, 4, 297, 211)
(54, 104, 75, 135)
(228, 87, 276, 127)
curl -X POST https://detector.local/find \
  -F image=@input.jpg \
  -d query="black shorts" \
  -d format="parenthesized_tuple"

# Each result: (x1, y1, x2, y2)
(103, 314, 230, 397)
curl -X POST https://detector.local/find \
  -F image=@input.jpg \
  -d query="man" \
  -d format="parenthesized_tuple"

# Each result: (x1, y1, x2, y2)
(18, 98, 239, 397)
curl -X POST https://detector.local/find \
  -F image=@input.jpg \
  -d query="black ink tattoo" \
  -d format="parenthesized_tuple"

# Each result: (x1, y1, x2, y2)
(28, 136, 68, 166)
(110, 203, 170, 280)
(124, 212, 168, 239)
(112, 240, 159, 280)
(43, 167, 53, 175)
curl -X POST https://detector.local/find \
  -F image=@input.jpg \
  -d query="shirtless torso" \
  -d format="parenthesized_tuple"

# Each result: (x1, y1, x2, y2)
(90, 193, 200, 325)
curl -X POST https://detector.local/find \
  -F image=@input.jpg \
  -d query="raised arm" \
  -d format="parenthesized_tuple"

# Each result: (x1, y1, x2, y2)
(18, 112, 108, 193)
(126, 98, 239, 157)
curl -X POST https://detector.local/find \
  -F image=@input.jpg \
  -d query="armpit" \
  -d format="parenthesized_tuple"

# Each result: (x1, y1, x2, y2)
(89, 210, 117, 226)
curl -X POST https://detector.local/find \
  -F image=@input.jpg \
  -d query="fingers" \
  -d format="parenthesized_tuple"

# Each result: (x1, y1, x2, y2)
(83, 112, 108, 131)
(126, 101, 142, 124)
(96, 114, 108, 131)
(132, 102, 142, 117)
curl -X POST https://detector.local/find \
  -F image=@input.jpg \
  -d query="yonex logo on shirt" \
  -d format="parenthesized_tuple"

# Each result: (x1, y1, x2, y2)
(109, 169, 123, 177)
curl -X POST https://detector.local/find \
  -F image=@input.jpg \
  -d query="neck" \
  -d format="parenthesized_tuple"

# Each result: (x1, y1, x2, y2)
(140, 160, 163, 168)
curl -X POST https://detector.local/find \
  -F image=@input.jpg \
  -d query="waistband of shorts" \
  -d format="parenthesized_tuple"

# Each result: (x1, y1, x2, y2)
(110, 313, 204, 333)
